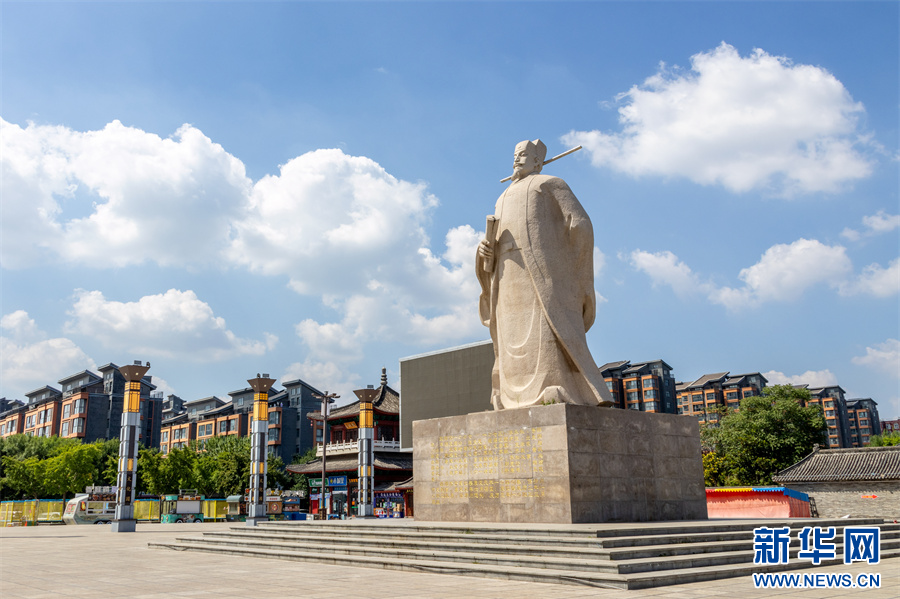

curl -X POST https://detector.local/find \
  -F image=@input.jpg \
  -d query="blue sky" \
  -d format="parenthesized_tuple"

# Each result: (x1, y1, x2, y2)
(2, 1, 898, 419)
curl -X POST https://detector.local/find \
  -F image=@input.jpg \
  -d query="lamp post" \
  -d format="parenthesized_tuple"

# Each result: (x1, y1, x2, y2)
(246, 373, 276, 527)
(111, 360, 149, 533)
(312, 391, 338, 519)
(358, 377, 376, 518)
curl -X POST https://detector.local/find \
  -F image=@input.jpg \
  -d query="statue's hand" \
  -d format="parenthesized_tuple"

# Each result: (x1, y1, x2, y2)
(477, 239, 493, 261)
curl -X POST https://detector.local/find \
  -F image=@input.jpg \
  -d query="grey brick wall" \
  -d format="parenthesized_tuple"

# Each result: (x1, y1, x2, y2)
(787, 481, 899, 519)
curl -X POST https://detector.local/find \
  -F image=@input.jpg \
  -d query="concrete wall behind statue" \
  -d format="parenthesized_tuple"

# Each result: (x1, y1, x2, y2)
(399, 340, 494, 449)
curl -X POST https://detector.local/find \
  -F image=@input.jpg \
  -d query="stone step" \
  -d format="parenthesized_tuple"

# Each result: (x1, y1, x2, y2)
(251, 518, 892, 548)
(149, 540, 633, 589)
(165, 531, 900, 575)
(259, 516, 886, 535)
(149, 538, 900, 590)
(199, 528, 786, 560)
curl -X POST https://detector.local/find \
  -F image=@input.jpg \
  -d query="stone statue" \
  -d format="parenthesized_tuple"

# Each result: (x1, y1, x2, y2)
(476, 139, 615, 410)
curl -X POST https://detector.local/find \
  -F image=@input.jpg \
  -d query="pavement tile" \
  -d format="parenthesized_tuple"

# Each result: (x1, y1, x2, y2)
(2, 521, 898, 598)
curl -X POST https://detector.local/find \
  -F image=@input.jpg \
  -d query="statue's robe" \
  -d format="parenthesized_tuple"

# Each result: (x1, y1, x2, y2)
(476, 174, 614, 410)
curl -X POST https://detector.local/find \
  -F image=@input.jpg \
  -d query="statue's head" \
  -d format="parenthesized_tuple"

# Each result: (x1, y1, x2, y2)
(513, 139, 547, 180)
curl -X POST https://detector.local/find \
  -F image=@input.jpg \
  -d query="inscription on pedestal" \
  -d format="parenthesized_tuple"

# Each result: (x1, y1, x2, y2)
(428, 429, 545, 504)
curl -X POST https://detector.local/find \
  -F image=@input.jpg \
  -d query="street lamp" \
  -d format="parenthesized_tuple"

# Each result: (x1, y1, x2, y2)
(246, 373, 276, 527)
(111, 360, 150, 533)
(312, 391, 338, 519)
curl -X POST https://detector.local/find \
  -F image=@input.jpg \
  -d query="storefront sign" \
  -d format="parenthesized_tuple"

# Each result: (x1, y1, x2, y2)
(309, 476, 348, 488)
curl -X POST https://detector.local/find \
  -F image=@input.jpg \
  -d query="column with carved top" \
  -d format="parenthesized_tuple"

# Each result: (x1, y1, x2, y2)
(111, 360, 149, 533)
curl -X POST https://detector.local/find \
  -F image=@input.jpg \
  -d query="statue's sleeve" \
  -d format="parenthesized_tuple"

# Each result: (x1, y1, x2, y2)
(546, 178, 596, 331)
(475, 248, 492, 327)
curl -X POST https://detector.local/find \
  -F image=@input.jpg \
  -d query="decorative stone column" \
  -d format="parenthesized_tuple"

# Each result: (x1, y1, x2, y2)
(111, 360, 150, 533)
(246, 373, 276, 527)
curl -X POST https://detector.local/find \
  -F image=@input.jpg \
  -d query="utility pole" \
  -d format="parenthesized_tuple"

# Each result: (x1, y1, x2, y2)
(313, 391, 338, 519)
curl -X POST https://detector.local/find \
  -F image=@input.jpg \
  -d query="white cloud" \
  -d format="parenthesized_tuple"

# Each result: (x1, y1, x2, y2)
(563, 42, 875, 196)
(281, 358, 361, 401)
(64, 289, 277, 361)
(852, 339, 900, 378)
(0, 118, 250, 269)
(839, 258, 900, 298)
(712, 239, 852, 309)
(148, 375, 176, 397)
(593, 247, 607, 278)
(628, 239, 895, 310)
(0, 310, 97, 397)
(628, 250, 710, 298)
(763, 369, 839, 388)
(2, 118, 487, 390)
(841, 210, 900, 241)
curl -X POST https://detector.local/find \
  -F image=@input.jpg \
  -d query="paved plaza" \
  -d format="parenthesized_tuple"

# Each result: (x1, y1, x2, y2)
(1, 521, 897, 598)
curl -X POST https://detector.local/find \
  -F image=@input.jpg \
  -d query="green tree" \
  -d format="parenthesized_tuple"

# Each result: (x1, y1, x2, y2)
(701, 385, 827, 486)
(869, 432, 900, 447)
(1, 456, 48, 499)
(43, 444, 101, 499)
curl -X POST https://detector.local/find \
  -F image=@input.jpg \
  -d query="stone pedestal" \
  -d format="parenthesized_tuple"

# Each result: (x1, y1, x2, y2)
(413, 403, 708, 523)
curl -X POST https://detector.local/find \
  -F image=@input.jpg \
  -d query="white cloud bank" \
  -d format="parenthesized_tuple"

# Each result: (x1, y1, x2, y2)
(0, 117, 485, 389)
(852, 339, 900, 379)
(763, 369, 839, 388)
(64, 289, 277, 361)
(0, 118, 250, 269)
(564, 43, 876, 196)
(629, 238, 897, 310)
(842, 210, 900, 241)
(0, 310, 97, 395)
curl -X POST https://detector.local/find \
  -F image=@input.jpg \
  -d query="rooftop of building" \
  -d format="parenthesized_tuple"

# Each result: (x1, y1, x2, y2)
(309, 369, 399, 422)
(772, 445, 900, 483)
(683, 372, 730, 390)
(57, 370, 102, 385)
(286, 451, 412, 475)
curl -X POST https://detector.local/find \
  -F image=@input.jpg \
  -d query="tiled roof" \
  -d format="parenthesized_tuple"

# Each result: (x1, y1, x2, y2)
(772, 446, 900, 483)
(309, 384, 400, 421)
(685, 372, 729, 389)
(286, 452, 412, 474)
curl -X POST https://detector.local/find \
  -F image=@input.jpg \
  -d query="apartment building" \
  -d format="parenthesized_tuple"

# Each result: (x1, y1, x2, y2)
(0, 399, 26, 437)
(802, 385, 851, 449)
(0, 364, 161, 446)
(676, 371, 767, 425)
(845, 398, 880, 447)
(599, 359, 677, 413)
(158, 377, 321, 463)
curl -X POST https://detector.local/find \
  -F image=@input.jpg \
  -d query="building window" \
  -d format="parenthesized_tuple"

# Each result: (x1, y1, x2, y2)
(268, 428, 280, 442)
(625, 380, 639, 390)
(74, 399, 86, 414)
(643, 401, 658, 412)
(643, 389, 657, 399)
(62, 422, 70, 436)
(627, 391, 639, 402)
(219, 421, 227, 433)
(268, 411, 280, 425)
(73, 418, 85, 433)
(725, 391, 739, 401)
